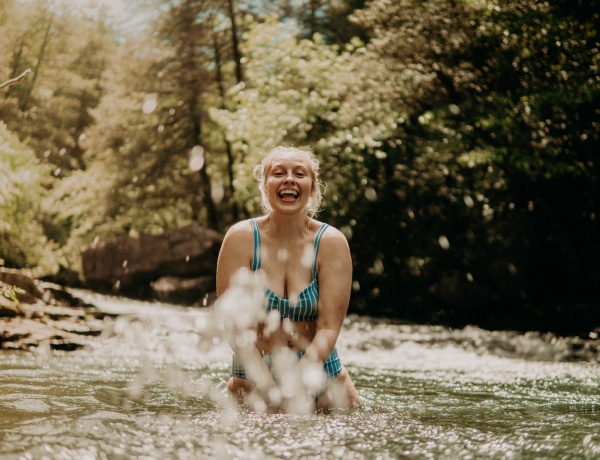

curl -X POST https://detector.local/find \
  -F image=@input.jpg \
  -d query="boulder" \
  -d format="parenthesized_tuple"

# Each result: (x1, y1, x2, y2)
(80, 222, 222, 301)
(0, 267, 45, 302)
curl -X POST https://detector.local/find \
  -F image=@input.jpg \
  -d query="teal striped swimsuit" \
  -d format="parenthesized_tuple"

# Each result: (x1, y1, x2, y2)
(255, 218, 326, 321)
(230, 218, 342, 381)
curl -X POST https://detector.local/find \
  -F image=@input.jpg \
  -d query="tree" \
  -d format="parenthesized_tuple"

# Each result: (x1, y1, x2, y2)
(345, 0, 600, 330)
(210, 17, 361, 216)
(0, 0, 115, 173)
(265, 0, 368, 45)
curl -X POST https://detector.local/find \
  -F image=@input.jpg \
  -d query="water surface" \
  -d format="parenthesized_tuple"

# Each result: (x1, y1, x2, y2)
(0, 292, 598, 459)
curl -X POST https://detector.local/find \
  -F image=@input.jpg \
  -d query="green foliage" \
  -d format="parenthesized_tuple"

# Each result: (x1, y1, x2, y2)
(346, 0, 600, 328)
(0, 122, 59, 276)
(1, 284, 24, 308)
(0, 0, 598, 333)
(0, 1, 112, 171)
(211, 17, 363, 214)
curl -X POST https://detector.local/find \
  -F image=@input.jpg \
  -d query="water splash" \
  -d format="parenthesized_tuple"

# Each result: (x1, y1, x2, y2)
(212, 268, 346, 415)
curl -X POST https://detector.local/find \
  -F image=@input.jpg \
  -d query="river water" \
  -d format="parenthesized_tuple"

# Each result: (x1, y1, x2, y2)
(1, 291, 599, 459)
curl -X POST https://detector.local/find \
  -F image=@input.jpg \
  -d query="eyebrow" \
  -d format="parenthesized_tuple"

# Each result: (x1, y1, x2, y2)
(270, 164, 310, 172)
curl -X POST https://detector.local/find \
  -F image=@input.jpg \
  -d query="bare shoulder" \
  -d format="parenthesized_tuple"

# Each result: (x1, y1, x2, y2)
(318, 224, 351, 260)
(223, 219, 254, 244)
(320, 225, 349, 247)
(219, 219, 257, 263)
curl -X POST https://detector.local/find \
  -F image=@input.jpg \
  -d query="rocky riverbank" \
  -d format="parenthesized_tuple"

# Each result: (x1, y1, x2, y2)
(2, 267, 598, 363)
(0, 268, 114, 351)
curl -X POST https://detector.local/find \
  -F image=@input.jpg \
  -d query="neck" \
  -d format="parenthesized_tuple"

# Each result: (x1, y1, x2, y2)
(264, 212, 312, 237)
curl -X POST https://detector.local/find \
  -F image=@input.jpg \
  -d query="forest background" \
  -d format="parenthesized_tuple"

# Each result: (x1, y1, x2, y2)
(1, 0, 598, 336)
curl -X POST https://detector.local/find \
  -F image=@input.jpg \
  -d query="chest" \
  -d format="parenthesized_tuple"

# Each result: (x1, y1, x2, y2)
(259, 238, 316, 299)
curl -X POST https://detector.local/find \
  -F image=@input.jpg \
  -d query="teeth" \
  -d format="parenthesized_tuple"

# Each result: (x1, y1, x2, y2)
(279, 189, 298, 197)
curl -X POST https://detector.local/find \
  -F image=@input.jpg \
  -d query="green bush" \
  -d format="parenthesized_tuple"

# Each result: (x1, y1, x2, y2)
(0, 122, 58, 276)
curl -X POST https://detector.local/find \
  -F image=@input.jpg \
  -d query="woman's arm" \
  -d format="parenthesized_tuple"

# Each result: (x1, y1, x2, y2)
(216, 221, 280, 399)
(301, 227, 352, 365)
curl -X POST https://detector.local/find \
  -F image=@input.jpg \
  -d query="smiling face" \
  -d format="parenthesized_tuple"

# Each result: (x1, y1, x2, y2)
(265, 149, 314, 214)
(255, 147, 323, 217)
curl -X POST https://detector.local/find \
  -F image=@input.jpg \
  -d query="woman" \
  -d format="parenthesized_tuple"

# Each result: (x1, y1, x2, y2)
(216, 146, 360, 412)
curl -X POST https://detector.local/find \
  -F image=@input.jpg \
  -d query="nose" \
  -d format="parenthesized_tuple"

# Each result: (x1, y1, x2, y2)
(284, 172, 295, 182)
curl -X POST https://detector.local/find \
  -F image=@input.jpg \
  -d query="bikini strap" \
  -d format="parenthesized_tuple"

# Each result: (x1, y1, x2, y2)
(312, 223, 329, 280)
(250, 218, 261, 271)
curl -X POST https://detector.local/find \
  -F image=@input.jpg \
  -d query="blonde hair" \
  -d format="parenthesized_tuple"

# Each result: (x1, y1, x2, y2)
(253, 146, 324, 217)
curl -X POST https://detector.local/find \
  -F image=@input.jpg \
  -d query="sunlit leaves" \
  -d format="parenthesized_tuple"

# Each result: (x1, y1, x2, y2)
(210, 16, 366, 213)
(0, 122, 58, 275)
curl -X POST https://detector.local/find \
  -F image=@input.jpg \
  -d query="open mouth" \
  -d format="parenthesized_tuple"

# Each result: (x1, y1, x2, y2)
(278, 189, 299, 201)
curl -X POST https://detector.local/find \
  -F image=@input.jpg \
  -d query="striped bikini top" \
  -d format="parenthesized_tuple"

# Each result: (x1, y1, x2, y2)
(250, 218, 328, 322)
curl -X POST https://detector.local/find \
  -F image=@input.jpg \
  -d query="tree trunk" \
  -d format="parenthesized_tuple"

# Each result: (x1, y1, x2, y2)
(20, 14, 53, 111)
(309, 0, 318, 37)
(226, 0, 244, 83)
(189, 97, 219, 229)
(212, 22, 240, 222)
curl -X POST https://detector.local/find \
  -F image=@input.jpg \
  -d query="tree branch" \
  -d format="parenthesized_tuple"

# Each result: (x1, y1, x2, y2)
(0, 69, 31, 90)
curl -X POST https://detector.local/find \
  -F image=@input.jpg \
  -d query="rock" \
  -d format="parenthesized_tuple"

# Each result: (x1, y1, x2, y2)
(0, 268, 114, 351)
(39, 281, 91, 307)
(0, 267, 45, 302)
(80, 222, 222, 301)
(0, 294, 20, 317)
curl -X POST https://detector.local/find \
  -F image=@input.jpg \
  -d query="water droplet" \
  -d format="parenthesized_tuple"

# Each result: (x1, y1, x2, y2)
(277, 248, 289, 262)
(438, 235, 450, 250)
(189, 145, 205, 171)
(142, 93, 158, 114)
(211, 184, 224, 203)
(301, 244, 313, 268)
(370, 258, 384, 275)
(364, 187, 377, 202)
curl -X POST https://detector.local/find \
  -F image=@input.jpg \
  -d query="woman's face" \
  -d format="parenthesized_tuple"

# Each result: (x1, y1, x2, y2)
(263, 149, 315, 215)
